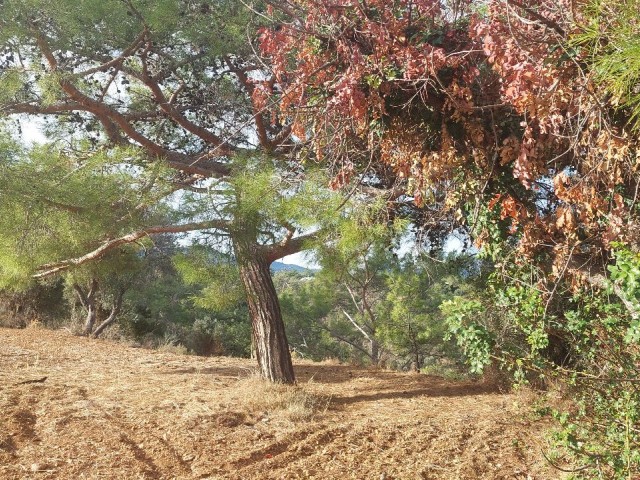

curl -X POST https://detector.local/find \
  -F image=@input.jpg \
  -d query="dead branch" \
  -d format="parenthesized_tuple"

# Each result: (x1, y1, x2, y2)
(33, 220, 231, 278)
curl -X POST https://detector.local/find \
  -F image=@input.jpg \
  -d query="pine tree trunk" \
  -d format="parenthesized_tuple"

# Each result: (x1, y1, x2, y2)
(234, 239, 295, 384)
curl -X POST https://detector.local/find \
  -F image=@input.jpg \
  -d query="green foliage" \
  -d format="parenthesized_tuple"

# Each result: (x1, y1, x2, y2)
(0, 127, 177, 336)
(462, 243, 640, 478)
(381, 264, 439, 362)
(608, 245, 640, 342)
(379, 253, 482, 370)
(276, 270, 349, 360)
(111, 242, 251, 356)
(470, 196, 515, 262)
(0, 279, 66, 328)
(310, 216, 405, 365)
(280, 212, 488, 370)
(174, 245, 245, 311)
(315, 197, 407, 277)
(229, 162, 335, 233)
(496, 282, 549, 355)
(126, 263, 194, 331)
(0, 139, 157, 289)
(37, 72, 66, 107)
(572, 0, 640, 130)
(547, 290, 640, 478)
(187, 313, 251, 357)
(0, 69, 28, 104)
(0, 0, 253, 56)
(441, 297, 492, 373)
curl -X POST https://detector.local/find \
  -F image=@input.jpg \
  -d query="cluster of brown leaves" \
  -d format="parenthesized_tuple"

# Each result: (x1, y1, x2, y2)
(258, 0, 503, 195)
(477, 0, 640, 280)
(259, 0, 640, 284)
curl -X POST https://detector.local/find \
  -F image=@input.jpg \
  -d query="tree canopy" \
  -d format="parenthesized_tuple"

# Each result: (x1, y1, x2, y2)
(259, 0, 640, 289)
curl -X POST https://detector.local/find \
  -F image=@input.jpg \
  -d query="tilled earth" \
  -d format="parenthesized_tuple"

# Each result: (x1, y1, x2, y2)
(0, 327, 562, 479)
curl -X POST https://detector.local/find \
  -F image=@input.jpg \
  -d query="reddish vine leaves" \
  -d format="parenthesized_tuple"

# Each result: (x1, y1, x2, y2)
(258, 0, 640, 286)
(258, 0, 505, 196)
(477, 0, 640, 282)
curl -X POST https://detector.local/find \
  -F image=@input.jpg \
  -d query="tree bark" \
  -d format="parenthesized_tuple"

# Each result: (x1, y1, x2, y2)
(370, 338, 381, 366)
(92, 288, 125, 338)
(75, 279, 99, 336)
(83, 304, 97, 335)
(234, 239, 295, 384)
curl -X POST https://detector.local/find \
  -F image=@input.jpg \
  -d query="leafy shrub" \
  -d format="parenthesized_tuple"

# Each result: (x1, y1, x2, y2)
(446, 245, 640, 478)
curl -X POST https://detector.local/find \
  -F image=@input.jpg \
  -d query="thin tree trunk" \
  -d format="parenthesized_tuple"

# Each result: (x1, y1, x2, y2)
(83, 302, 97, 335)
(410, 325, 421, 371)
(234, 239, 295, 384)
(370, 338, 380, 366)
(318, 323, 375, 359)
(92, 288, 125, 338)
(75, 278, 99, 336)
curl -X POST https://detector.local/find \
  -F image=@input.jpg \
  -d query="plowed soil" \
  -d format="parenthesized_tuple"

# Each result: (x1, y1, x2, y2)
(0, 327, 563, 479)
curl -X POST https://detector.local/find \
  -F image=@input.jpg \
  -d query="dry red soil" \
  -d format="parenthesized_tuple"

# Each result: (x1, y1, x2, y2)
(0, 327, 563, 479)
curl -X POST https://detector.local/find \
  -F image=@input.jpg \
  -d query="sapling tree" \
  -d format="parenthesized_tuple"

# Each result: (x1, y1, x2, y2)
(380, 254, 483, 371)
(66, 253, 140, 338)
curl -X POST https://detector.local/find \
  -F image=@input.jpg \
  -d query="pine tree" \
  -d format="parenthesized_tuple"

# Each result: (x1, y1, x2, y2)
(0, 0, 340, 382)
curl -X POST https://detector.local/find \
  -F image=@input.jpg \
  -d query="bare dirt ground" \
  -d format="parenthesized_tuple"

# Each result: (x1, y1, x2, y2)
(0, 327, 563, 479)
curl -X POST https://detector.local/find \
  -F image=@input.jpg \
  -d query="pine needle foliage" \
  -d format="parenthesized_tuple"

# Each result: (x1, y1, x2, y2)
(573, 0, 640, 130)
(0, 134, 165, 289)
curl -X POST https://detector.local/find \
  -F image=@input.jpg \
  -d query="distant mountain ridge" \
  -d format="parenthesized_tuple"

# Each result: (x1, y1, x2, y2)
(271, 262, 315, 273)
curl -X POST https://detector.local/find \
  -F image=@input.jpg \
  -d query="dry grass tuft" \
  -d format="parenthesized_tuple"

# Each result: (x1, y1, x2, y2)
(155, 341, 189, 356)
(233, 376, 330, 422)
(24, 318, 43, 330)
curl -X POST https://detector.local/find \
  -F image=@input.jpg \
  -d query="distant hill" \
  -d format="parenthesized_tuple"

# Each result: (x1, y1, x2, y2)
(271, 262, 315, 274)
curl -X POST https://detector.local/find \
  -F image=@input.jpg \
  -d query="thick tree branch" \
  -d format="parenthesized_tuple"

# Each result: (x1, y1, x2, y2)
(33, 220, 231, 279)
(360, 185, 406, 201)
(137, 52, 230, 150)
(226, 58, 273, 150)
(31, 28, 231, 178)
(264, 230, 321, 264)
